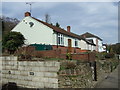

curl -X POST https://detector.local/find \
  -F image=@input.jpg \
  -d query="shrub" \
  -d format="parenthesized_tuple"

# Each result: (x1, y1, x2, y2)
(66, 61, 76, 69)
(66, 53, 72, 60)
(105, 53, 115, 59)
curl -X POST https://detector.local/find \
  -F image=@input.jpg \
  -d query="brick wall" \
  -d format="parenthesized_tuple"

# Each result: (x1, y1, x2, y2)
(17, 46, 95, 61)
(1, 56, 60, 88)
(52, 45, 81, 54)
(34, 50, 61, 58)
(71, 53, 95, 61)
(71, 54, 88, 61)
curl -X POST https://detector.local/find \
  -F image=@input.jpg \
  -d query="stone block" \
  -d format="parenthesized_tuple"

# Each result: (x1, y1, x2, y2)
(39, 67, 46, 71)
(36, 82, 44, 88)
(5, 57, 11, 60)
(35, 72, 44, 77)
(2, 78, 9, 84)
(55, 62, 60, 66)
(24, 66, 32, 71)
(2, 66, 6, 70)
(21, 80, 28, 86)
(32, 67, 39, 72)
(2, 70, 8, 74)
(44, 83, 54, 88)
(48, 78, 58, 84)
(44, 72, 57, 78)
(20, 71, 28, 76)
(31, 76, 40, 82)
(14, 71, 20, 75)
(13, 61, 18, 66)
(24, 76, 32, 81)
(45, 61, 55, 67)
(5, 66, 11, 70)
(18, 66, 25, 71)
(48, 67, 59, 72)
(11, 75, 18, 79)
(19, 62, 24, 66)
(2, 74, 6, 78)
(29, 62, 36, 66)
(27, 81, 35, 87)
(10, 56, 18, 61)
(35, 62, 44, 67)
(39, 77, 48, 83)
(0, 57, 3, 60)
(11, 65, 18, 70)
(53, 83, 58, 88)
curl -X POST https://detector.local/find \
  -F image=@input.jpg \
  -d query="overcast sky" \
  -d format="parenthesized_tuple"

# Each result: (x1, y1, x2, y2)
(1, 2, 118, 44)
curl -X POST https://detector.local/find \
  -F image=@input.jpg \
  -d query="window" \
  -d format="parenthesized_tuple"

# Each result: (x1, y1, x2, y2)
(75, 39, 78, 47)
(57, 33, 64, 45)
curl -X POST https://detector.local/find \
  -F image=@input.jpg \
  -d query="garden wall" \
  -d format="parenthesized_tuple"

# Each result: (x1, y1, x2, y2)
(1, 56, 60, 88)
(17, 46, 95, 61)
(1, 56, 117, 89)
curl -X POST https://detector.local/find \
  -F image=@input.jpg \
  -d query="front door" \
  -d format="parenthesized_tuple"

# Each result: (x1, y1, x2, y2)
(68, 39, 72, 53)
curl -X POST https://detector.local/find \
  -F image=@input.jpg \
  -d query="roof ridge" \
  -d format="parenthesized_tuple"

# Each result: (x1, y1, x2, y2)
(80, 32, 102, 41)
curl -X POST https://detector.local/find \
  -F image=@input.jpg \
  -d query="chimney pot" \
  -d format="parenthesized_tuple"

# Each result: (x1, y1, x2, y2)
(25, 12, 31, 17)
(67, 26, 71, 32)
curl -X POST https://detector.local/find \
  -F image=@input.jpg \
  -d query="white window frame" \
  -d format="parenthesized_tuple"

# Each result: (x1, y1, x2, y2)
(58, 33, 64, 45)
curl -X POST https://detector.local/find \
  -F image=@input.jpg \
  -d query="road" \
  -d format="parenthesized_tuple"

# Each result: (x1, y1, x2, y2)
(95, 64, 120, 88)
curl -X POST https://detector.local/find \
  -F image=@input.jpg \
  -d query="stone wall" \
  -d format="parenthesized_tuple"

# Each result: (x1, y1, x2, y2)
(2, 56, 117, 89)
(1, 56, 60, 88)
(58, 59, 119, 88)
(58, 60, 94, 88)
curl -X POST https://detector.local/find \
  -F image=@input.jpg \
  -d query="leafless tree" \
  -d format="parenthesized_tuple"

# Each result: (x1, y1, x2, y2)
(45, 13, 51, 24)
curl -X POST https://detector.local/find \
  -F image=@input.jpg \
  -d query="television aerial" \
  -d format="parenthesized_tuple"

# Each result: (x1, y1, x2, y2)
(26, 2, 34, 13)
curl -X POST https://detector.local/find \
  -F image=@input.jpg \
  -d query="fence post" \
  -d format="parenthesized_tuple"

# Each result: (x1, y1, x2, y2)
(90, 61, 97, 81)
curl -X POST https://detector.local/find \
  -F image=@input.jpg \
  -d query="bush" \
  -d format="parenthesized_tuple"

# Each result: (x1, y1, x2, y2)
(105, 53, 115, 59)
(66, 61, 76, 69)
(66, 53, 72, 60)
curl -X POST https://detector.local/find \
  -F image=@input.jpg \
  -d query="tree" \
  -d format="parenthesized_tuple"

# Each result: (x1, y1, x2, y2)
(45, 13, 51, 24)
(56, 22, 60, 27)
(2, 31, 25, 54)
(0, 16, 19, 37)
(106, 43, 120, 54)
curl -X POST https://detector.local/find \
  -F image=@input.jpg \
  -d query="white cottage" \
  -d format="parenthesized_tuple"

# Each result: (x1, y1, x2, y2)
(12, 12, 96, 54)
(80, 32, 104, 52)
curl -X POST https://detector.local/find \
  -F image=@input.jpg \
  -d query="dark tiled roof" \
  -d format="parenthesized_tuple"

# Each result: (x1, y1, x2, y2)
(80, 32, 102, 41)
(32, 17, 95, 46)
(32, 17, 84, 39)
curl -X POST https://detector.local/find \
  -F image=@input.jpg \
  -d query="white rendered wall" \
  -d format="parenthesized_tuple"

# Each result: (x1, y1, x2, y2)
(86, 37, 103, 52)
(79, 40, 88, 50)
(12, 16, 53, 45)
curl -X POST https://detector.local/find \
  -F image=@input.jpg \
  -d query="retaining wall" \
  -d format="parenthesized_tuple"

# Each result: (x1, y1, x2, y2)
(1, 56, 60, 88)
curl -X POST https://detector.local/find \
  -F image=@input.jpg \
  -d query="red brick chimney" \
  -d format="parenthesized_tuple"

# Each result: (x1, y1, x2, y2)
(25, 12, 31, 17)
(67, 26, 71, 32)
(83, 35, 86, 38)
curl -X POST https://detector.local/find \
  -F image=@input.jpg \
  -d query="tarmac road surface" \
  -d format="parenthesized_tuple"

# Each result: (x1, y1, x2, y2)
(95, 64, 120, 88)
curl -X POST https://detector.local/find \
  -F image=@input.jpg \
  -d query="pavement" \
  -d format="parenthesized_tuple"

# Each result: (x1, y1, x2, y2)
(95, 64, 120, 88)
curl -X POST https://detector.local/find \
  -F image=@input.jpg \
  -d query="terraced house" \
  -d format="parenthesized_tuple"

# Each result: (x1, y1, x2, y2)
(12, 12, 104, 54)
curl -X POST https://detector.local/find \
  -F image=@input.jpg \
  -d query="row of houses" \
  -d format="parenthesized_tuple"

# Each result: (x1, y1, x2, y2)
(12, 12, 106, 54)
